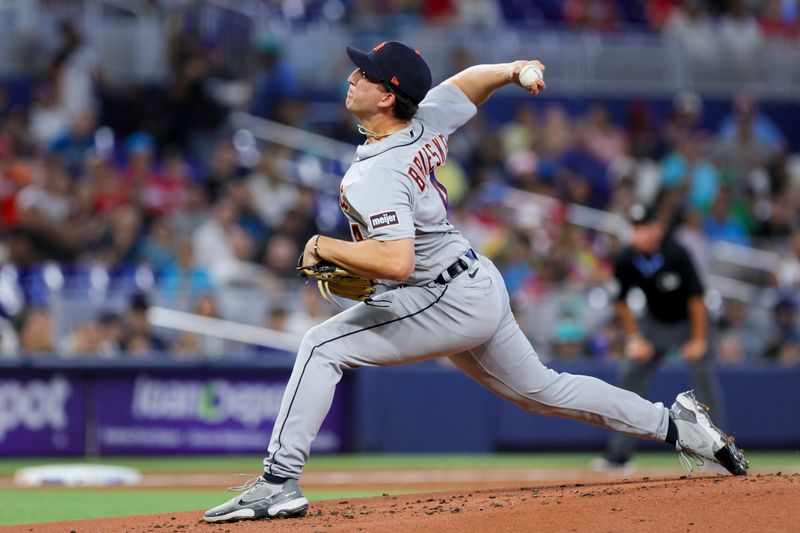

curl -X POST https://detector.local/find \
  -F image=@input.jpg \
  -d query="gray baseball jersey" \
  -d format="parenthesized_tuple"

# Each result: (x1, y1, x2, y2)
(263, 82, 671, 479)
(338, 84, 474, 285)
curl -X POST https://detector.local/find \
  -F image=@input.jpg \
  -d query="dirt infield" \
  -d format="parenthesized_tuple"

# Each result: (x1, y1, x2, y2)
(8, 473, 798, 533)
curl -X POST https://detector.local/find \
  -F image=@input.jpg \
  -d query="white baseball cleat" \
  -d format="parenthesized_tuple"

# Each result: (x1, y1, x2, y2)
(203, 476, 309, 523)
(670, 390, 749, 476)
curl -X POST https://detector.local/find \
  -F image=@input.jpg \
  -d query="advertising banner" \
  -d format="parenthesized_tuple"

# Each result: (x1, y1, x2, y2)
(94, 373, 345, 454)
(0, 373, 85, 455)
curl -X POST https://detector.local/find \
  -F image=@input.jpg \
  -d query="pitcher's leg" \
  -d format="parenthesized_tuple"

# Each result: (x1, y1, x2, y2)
(449, 310, 669, 441)
(266, 277, 503, 479)
(263, 325, 346, 479)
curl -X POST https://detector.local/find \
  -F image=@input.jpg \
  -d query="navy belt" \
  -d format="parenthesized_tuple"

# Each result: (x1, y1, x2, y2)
(435, 249, 477, 284)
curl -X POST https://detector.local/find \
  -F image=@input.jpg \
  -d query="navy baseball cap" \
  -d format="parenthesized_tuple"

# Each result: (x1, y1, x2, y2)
(628, 204, 660, 226)
(346, 41, 432, 105)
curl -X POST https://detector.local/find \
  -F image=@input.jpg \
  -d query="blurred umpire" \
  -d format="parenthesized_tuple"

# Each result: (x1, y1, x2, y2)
(600, 204, 726, 469)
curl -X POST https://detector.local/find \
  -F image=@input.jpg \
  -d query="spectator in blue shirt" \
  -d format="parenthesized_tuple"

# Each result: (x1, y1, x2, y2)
(702, 189, 750, 246)
(661, 134, 720, 211)
(717, 93, 786, 153)
(159, 240, 214, 309)
(250, 37, 298, 122)
(50, 111, 96, 179)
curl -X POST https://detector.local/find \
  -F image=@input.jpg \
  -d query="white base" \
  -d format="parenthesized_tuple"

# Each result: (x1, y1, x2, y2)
(14, 464, 142, 487)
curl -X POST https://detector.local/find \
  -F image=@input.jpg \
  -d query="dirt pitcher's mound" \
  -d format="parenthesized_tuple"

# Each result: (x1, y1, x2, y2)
(9, 473, 799, 533)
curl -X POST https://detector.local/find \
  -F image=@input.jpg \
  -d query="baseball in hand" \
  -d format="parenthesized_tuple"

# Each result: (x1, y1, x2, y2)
(519, 65, 543, 88)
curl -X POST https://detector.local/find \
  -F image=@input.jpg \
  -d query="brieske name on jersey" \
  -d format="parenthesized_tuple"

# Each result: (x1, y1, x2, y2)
(407, 134, 447, 192)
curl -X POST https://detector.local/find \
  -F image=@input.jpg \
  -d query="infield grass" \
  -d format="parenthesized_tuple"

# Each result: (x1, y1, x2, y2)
(0, 488, 398, 525)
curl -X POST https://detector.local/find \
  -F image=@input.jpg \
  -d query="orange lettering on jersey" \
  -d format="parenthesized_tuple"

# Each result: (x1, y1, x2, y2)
(431, 135, 447, 165)
(420, 148, 431, 170)
(423, 144, 440, 167)
(350, 223, 365, 242)
(339, 184, 350, 213)
(372, 42, 387, 52)
(407, 134, 450, 194)
(408, 166, 426, 192)
(413, 155, 425, 177)
(412, 139, 446, 177)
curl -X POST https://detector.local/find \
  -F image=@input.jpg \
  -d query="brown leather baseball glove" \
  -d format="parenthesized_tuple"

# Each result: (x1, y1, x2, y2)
(298, 261, 376, 308)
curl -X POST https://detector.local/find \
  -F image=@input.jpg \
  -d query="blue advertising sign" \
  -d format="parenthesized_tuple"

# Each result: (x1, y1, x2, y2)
(94, 373, 344, 454)
(0, 374, 85, 455)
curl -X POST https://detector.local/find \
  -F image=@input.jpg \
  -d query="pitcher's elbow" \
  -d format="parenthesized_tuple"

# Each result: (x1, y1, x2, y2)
(390, 259, 415, 281)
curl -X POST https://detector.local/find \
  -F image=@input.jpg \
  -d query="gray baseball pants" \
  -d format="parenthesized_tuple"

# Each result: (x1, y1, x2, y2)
(603, 314, 725, 464)
(264, 254, 670, 479)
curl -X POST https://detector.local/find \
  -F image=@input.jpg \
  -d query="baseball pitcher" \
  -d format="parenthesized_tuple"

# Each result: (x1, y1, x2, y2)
(203, 41, 748, 523)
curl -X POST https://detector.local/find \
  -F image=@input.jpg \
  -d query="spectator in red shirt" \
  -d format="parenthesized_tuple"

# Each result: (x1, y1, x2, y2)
(145, 148, 192, 217)
(85, 155, 130, 215)
(563, 0, 620, 32)
(422, 0, 456, 21)
(0, 161, 30, 228)
(647, 0, 680, 30)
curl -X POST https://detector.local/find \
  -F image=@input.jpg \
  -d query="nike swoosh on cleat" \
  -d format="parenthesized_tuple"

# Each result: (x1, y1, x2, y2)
(468, 268, 479, 278)
(239, 494, 272, 505)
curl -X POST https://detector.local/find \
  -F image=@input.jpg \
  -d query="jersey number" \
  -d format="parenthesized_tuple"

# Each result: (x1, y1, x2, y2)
(339, 184, 350, 213)
(350, 224, 365, 242)
(408, 168, 448, 208)
(429, 171, 448, 207)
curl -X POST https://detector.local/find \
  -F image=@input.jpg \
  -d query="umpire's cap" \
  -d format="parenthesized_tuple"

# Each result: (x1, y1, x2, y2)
(346, 41, 432, 105)
(628, 204, 660, 226)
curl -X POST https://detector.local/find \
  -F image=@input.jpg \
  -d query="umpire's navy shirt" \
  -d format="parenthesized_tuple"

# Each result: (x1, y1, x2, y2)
(614, 236, 704, 323)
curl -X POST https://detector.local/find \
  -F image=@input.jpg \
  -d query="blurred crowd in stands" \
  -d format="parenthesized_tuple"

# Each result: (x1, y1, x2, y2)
(0, 2, 798, 365)
(186, 0, 800, 37)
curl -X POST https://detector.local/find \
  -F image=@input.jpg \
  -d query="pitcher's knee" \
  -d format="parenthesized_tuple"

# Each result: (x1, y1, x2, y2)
(299, 326, 320, 351)
(515, 397, 554, 416)
(298, 325, 347, 366)
(517, 385, 577, 418)
(526, 367, 561, 396)
(299, 323, 338, 352)
(524, 372, 569, 410)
